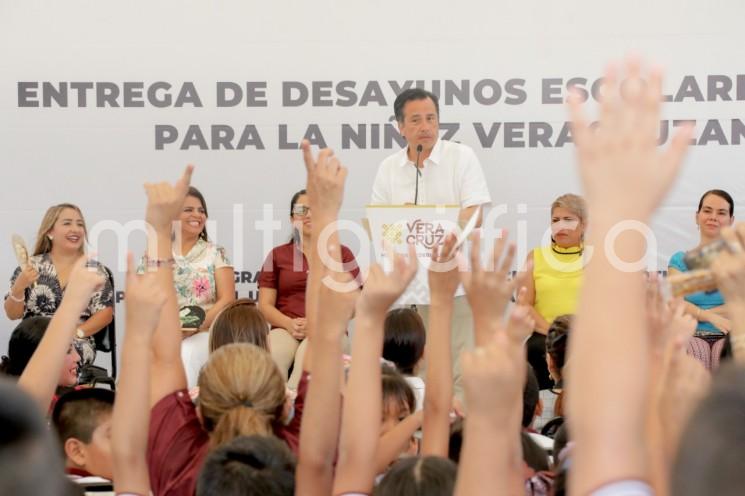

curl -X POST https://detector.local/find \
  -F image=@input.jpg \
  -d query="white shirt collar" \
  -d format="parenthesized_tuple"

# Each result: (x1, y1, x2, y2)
(396, 138, 443, 167)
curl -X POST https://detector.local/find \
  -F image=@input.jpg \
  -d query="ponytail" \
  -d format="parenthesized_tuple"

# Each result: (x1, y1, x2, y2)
(198, 343, 286, 448)
(209, 405, 274, 448)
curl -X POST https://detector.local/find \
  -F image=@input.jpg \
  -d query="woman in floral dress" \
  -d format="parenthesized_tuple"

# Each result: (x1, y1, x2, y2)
(170, 187, 235, 386)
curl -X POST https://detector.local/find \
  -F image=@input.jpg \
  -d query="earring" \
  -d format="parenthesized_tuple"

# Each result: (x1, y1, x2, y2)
(47, 235, 54, 241)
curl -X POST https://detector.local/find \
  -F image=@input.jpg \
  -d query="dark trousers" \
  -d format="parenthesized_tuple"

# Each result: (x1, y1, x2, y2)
(526, 332, 553, 390)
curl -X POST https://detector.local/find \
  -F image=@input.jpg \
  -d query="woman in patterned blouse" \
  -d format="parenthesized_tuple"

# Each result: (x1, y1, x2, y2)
(173, 187, 235, 387)
(4, 203, 114, 367)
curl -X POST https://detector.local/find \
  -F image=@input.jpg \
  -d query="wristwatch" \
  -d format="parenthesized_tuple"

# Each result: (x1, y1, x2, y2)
(76, 328, 85, 339)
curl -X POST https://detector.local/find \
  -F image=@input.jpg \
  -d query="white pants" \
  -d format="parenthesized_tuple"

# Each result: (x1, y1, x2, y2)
(181, 331, 210, 389)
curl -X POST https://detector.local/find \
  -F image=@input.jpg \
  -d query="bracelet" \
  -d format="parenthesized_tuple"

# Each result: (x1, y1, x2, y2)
(6, 291, 24, 303)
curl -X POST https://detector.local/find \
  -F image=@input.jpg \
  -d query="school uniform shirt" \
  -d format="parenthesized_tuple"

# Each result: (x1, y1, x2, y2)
(147, 371, 309, 496)
(258, 241, 360, 325)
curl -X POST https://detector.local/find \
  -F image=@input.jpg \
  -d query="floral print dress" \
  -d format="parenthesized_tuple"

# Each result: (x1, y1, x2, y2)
(172, 238, 232, 311)
(8, 253, 114, 366)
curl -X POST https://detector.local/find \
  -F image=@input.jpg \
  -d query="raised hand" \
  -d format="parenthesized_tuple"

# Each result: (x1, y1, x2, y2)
(144, 165, 194, 232)
(356, 243, 418, 317)
(301, 140, 347, 220)
(64, 256, 105, 309)
(461, 330, 526, 419)
(646, 277, 697, 355)
(428, 232, 460, 304)
(124, 252, 167, 336)
(458, 231, 517, 343)
(567, 58, 693, 221)
(505, 287, 535, 345)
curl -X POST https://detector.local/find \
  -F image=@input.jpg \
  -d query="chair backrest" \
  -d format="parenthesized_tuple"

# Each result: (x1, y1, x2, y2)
(540, 416, 565, 439)
(92, 265, 117, 378)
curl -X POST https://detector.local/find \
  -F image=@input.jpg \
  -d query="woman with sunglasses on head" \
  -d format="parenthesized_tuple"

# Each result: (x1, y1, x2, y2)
(258, 189, 361, 389)
(668, 189, 734, 371)
(4, 204, 113, 369)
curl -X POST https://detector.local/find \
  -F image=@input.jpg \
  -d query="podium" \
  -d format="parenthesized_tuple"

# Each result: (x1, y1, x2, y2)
(365, 204, 463, 305)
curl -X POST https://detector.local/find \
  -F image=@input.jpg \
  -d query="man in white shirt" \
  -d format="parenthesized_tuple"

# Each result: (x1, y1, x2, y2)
(370, 88, 492, 399)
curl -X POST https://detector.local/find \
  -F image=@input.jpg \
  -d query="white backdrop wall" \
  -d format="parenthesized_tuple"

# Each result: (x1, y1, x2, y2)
(2, 0, 744, 360)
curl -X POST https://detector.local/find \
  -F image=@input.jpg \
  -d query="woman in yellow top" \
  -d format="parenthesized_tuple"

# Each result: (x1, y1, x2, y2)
(524, 193, 586, 389)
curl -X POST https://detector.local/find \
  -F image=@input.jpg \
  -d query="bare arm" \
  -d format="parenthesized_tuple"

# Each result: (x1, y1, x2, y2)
(5, 266, 38, 320)
(77, 307, 113, 336)
(258, 288, 295, 330)
(333, 245, 418, 495)
(4, 293, 25, 320)
(148, 166, 194, 407)
(296, 143, 356, 496)
(421, 235, 459, 457)
(112, 254, 167, 495)
(375, 411, 423, 473)
(455, 306, 532, 496)
(667, 267, 731, 331)
(201, 266, 236, 330)
(565, 60, 692, 493)
(455, 233, 533, 496)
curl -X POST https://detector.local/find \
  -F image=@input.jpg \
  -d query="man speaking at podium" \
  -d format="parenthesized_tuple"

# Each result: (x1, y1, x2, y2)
(370, 88, 492, 400)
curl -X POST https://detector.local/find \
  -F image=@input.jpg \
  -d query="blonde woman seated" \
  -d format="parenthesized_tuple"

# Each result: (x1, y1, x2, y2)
(258, 189, 360, 389)
(4, 203, 113, 368)
(523, 194, 586, 390)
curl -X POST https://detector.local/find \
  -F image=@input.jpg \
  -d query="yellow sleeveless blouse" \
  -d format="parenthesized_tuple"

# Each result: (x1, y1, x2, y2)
(533, 245, 584, 325)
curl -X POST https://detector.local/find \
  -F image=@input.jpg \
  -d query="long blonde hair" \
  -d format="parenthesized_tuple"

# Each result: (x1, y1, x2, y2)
(198, 343, 286, 448)
(33, 203, 87, 256)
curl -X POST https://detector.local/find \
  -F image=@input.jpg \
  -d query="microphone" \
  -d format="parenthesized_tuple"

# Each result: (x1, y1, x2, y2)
(414, 144, 423, 205)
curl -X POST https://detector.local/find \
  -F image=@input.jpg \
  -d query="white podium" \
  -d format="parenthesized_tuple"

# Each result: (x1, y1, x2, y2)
(365, 204, 463, 306)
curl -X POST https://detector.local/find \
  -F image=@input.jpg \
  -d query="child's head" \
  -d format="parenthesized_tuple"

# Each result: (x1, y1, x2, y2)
(209, 299, 269, 353)
(198, 343, 286, 447)
(381, 365, 416, 435)
(196, 435, 296, 496)
(0, 377, 69, 496)
(1, 316, 79, 387)
(383, 308, 426, 375)
(52, 388, 115, 480)
(374, 456, 457, 496)
(546, 314, 572, 384)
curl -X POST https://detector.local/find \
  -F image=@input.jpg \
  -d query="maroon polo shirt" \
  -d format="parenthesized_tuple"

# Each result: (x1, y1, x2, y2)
(147, 372, 309, 496)
(258, 242, 361, 324)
